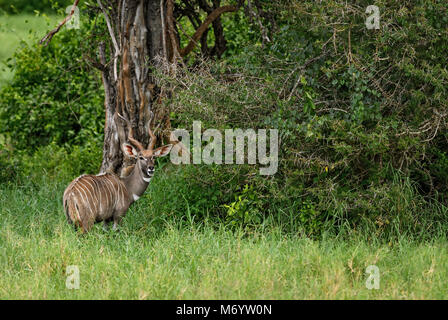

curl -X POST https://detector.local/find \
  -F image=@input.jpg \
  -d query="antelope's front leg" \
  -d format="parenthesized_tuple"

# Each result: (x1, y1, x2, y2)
(103, 217, 113, 231)
(112, 214, 125, 231)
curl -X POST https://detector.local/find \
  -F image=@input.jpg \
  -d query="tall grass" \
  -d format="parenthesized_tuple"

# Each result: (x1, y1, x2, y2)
(1, 167, 447, 299)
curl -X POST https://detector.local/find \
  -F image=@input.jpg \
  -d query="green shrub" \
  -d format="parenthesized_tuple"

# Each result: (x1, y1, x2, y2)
(19, 140, 102, 182)
(0, 145, 19, 183)
(0, 10, 104, 185)
(159, 0, 448, 237)
(223, 184, 263, 227)
(0, 14, 104, 151)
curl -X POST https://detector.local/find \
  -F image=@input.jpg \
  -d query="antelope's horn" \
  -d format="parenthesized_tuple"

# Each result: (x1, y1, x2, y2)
(147, 111, 156, 151)
(117, 112, 145, 151)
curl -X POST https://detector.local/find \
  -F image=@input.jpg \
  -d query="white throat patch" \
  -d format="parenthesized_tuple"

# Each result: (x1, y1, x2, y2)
(142, 176, 151, 183)
(133, 194, 140, 201)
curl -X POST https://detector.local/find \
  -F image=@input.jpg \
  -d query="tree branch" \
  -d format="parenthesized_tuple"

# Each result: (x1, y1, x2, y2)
(40, 0, 81, 46)
(167, 0, 182, 63)
(179, 4, 240, 57)
(97, 0, 121, 82)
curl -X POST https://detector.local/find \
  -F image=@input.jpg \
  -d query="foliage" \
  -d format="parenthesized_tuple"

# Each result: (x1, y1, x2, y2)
(223, 184, 263, 226)
(0, 14, 62, 86)
(0, 0, 72, 14)
(0, 14, 104, 151)
(0, 146, 19, 182)
(160, 0, 448, 237)
(2, 0, 448, 300)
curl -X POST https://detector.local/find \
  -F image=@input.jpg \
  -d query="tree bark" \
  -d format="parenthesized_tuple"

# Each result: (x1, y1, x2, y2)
(97, 0, 243, 175)
(39, 1, 244, 176)
(99, 0, 168, 175)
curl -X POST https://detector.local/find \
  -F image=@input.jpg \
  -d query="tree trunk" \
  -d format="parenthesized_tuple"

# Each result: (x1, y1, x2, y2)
(39, 0, 243, 175)
(99, 0, 169, 175)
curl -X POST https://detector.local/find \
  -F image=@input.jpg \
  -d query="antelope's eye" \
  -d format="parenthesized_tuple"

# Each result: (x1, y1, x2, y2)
(139, 156, 145, 161)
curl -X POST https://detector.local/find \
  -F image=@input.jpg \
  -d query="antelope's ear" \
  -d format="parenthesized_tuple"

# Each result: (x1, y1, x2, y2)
(122, 143, 138, 158)
(153, 144, 173, 157)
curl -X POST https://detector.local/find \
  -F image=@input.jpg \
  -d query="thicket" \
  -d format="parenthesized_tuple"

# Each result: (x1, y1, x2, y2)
(0, 9, 104, 182)
(0, 0, 447, 239)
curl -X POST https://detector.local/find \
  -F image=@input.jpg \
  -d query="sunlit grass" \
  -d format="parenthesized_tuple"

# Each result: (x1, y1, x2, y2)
(1, 175, 447, 299)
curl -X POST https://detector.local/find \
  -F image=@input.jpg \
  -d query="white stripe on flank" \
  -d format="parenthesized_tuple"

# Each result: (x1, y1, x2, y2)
(115, 180, 121, 207)
(102, 176, 114, 210)
(105, 176, 118, 208)
(72, 195, 82, 223)
(77, 182, 94, 218)
(73, 189, 86, 223)
(119, 181, 126, 208)
(116, 181, 122, 208)
(75, 187, 87, 208)
(96, 178, 103, 213)
(80, 179, 98, 214)
(90, 178, 102, 213)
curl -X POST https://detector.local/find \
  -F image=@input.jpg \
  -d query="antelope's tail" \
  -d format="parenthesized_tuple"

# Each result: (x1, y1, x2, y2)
(63, 193, 84, 232)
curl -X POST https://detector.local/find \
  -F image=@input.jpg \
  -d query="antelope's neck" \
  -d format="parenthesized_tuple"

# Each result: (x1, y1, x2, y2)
(122, 162, 151, 202)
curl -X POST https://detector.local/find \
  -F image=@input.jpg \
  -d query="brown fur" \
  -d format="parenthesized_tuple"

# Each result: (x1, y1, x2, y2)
(63, 132, 173, 233)
(63, 173, 130, 233)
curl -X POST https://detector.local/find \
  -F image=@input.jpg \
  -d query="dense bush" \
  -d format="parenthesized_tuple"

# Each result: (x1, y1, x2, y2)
(0, 11, 105, 181)
(0, 15, 104, 151)
(162, 0, 448, 237)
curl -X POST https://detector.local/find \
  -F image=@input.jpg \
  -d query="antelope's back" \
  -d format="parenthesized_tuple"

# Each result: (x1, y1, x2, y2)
(63, 173, 127, 230)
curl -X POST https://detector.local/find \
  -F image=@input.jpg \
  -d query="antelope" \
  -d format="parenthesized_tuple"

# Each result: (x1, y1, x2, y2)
(63, 115, 172, 233)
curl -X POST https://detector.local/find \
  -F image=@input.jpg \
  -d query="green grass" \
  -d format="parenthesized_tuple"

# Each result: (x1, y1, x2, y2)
(0, 13, 59, 86)
(1, 172, 447, 299)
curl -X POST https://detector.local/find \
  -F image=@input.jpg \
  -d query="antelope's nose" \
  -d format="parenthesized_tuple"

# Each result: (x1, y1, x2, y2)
(148, 166, 155, 173)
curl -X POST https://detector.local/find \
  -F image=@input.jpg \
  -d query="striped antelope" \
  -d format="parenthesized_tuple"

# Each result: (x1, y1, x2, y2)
(63, 116, 172, 233)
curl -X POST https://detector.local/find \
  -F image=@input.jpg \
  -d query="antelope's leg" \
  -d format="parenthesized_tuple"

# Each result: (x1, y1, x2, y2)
(81, 219, 94, 234)
(103, 217, 113, 231)
(112, 220, 120, 231)
(112, 216, 121, 231)
(112, 212, 126, 231)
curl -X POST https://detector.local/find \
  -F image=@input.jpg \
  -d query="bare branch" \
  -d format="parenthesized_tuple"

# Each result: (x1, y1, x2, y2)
(97, 0, 121, 82)
(167, 0, 182, 63)
(40, 0, 81, 46)
(180, 4, 241, 57)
